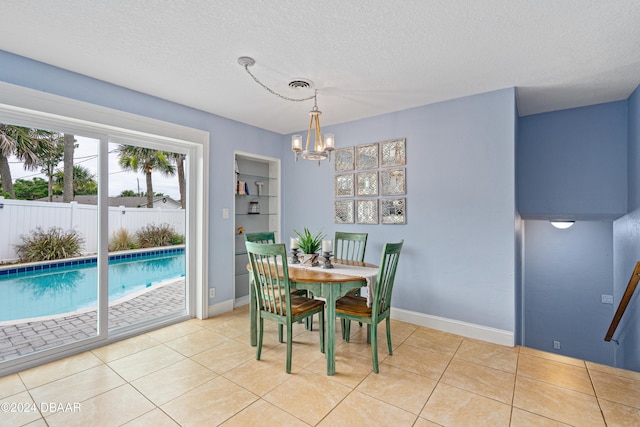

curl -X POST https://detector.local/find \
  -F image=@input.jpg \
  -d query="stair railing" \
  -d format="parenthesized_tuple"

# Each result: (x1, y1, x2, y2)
(605, 261, 640, 342)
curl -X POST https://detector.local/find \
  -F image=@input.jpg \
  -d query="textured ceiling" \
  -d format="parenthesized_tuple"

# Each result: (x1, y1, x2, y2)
(1, 0, 639, 134)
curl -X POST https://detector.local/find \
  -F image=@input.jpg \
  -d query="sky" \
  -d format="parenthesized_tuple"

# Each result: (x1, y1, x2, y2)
(8, 136, 180, 199)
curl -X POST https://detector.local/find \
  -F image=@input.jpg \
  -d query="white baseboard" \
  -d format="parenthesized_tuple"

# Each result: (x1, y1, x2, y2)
(234, 295, 250, 307)
(208, 299, 514, 347)
(391, 307, 514, 347)
(207, 299, 234, 317)
(206, 296, 250, 317)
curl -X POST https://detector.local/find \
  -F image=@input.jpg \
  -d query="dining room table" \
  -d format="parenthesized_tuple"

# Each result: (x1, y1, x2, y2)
(248, 258, 378, 376)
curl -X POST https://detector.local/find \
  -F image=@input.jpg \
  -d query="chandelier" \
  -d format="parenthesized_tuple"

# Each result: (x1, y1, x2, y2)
(238, 56, 335, 165)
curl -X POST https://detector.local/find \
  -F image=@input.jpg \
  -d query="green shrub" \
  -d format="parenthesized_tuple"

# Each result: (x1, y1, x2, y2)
(135, 223, 184, 248)
(15, 227, 85, 262)
(108, 228, 137, 252)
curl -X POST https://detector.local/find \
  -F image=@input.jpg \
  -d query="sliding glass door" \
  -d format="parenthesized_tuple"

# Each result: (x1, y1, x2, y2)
(107, 141, 188, 333)
(0, 128, 100, 362)
(0, 96, 205, 376)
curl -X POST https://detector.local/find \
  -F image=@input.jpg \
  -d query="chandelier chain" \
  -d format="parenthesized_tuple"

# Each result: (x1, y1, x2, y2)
(242, 64, 316, 103)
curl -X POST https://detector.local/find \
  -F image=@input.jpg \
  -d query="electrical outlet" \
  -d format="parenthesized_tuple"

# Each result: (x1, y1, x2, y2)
(222, 208, 229, 219)
(553, 341, 561, 350)
(601, 294, 614, 304)
(209, 288, 215, 299)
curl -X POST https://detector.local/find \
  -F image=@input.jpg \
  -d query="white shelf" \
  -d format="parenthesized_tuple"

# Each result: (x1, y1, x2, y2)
(233, 152, 280, 304)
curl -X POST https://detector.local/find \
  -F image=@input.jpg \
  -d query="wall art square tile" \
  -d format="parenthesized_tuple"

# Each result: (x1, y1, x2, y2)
(381, 168, 406, 195)
(356, 171, 378, 196)
(356, 143, 379, 170)
(381, 138, 406, 167)
(335, 173, 354, 198)
(381, 198, 406, 224)
(356, 199, 378, 224)
(334, 146, 354, 172)
(334, 200, 354, 223)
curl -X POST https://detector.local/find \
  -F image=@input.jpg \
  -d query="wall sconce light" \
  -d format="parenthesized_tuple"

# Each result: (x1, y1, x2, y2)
(550, 221, 575, 229)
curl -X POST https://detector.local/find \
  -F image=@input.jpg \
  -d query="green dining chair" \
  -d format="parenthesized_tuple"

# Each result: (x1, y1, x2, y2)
(334, 231, 368, 262)
(335, 240, 403, 373)
(243, 231, 276, 244)
(244, 231, 309, 336)
(335, 231, 368, 334)
(245, 241, 325, 373)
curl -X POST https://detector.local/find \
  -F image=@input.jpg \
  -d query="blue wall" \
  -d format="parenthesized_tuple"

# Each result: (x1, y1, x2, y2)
(523, 220, 614, 364)
(518, 102, 627, 220)
(283, 89, 518, 333)
(613, 85, 640, 371)
(518, 99, 636, 367)
(628, 86, 640, 212)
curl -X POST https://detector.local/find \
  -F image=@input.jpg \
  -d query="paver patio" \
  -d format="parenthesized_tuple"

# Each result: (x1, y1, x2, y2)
(0, 279, 185, 361)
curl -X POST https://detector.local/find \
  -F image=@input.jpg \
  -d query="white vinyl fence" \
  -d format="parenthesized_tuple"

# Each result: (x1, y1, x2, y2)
(0, 197, 185, 262)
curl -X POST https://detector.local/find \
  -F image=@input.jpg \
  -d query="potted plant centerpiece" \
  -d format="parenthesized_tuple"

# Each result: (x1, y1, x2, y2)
(294, 227, 324, 266)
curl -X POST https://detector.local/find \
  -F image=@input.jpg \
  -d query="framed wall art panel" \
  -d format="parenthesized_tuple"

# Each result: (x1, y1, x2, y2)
(381, 198, 406, 224)
(335, 173, 354, 198)
(380, 138, 406, 167)
(334, 200, 354, 223)
(356, 171, 378, 197)
(334, 146, 354, 172)
(380, 168, 406, 195)
(356, 199, 378, 224)
(356, 143, 379, 170)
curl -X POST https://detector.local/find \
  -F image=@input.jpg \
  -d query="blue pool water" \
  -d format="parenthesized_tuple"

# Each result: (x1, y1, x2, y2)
(0, 250, 185, 322)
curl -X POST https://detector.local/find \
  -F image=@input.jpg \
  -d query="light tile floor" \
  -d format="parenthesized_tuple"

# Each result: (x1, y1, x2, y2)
(2, 305, 640, 426)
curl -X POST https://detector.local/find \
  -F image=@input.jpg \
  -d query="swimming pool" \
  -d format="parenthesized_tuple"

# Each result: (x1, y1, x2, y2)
(0, 248, 185, 322)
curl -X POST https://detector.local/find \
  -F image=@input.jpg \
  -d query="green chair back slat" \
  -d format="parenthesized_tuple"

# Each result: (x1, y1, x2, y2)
(334, 231, 368, 262)
(372, 241, 403, 316)
(244, 231, 276, 244)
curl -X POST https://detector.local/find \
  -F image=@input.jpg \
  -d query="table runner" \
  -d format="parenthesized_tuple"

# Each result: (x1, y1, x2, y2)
(289, 262, 378, 307)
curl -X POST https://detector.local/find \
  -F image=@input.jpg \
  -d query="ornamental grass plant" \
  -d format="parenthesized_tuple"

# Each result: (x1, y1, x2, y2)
(15, 227, 85, 262)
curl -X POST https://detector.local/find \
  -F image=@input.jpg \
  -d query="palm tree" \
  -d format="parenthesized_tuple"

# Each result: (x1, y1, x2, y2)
(52, 165, 97, 198)
(171, 153, 186, 209)
(37, 133, 65, 201)
(0, 124, 55, 198)
(62, 134, 76, 202)
(117, 145, 175, 208)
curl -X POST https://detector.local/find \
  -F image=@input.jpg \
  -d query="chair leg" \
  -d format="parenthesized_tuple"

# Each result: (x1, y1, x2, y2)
(286, 322, 293, 374)
(343, 319, 351, 342)
(386, 317, 393, 355)
(366, 324, 371, 344)
(306, 291, 314, 331)
(371, 323, 379, 373)
(256, 318, 264, 360)
(319, 310, 325, 354)
(278, 324, 284, 343)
